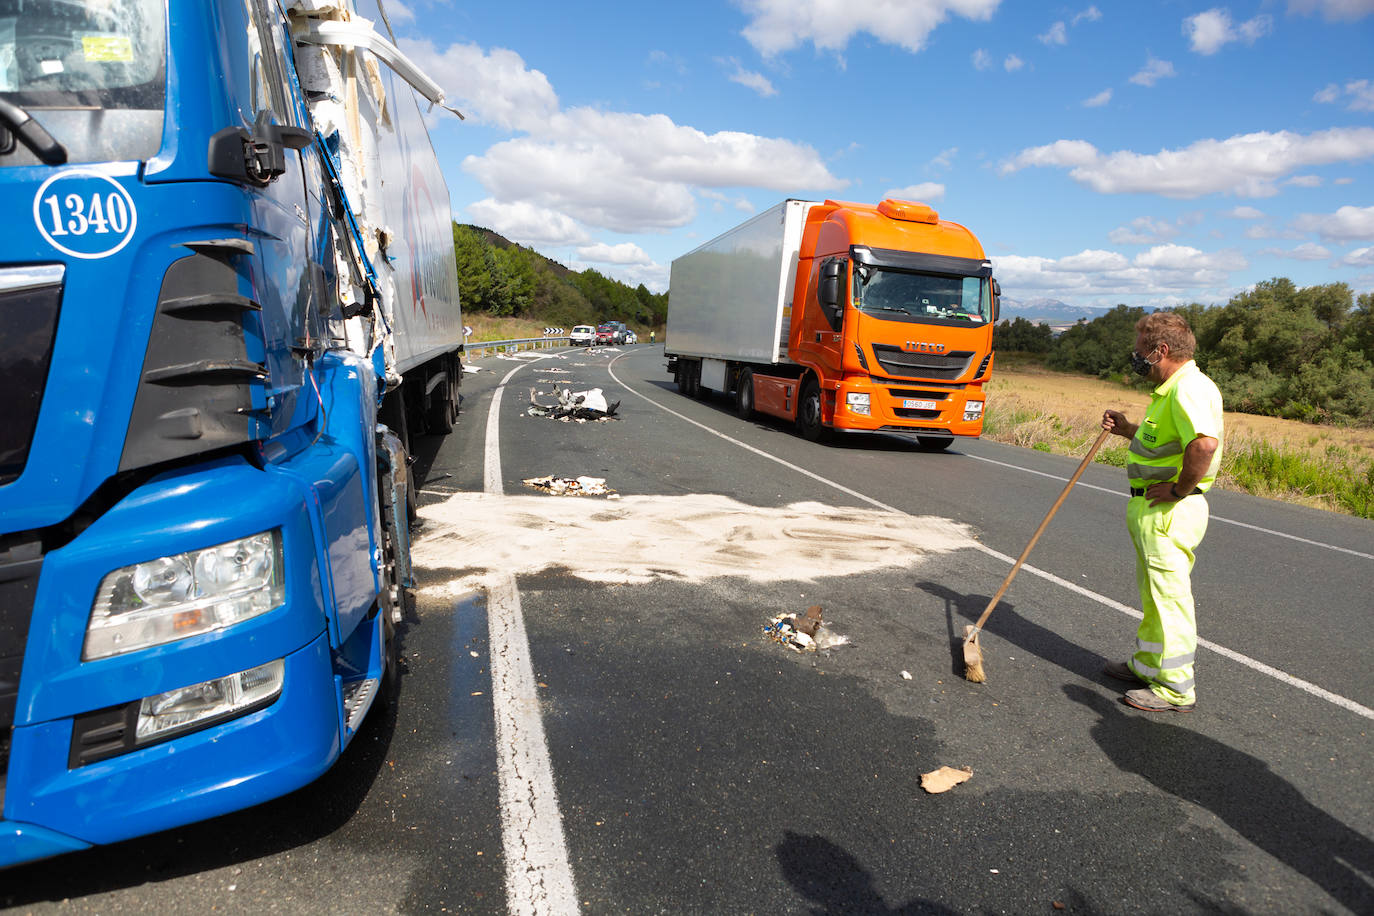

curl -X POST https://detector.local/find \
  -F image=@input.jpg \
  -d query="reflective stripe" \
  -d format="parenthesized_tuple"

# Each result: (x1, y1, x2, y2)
(1161, 651, 1196, 670)
(1130, 438, 1183, 460)
(1128, 464, 1177, 482)
(1159, 675, 1195, 694)
(1136, 638, 1164, 654)
(1132, 661, 1161, 678)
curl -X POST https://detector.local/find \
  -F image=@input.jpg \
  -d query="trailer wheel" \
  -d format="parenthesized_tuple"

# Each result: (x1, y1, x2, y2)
(675, 362, 690, 395)
(736, 368, 754, 419)
(797, 378, 827, 442)
(426, 358, 458, 434)
(917, 436, 953, 451)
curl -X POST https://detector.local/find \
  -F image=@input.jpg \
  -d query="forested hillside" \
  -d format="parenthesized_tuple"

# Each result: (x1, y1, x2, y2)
(452, 224, 667, 331)
(994, 279, 1374, 426)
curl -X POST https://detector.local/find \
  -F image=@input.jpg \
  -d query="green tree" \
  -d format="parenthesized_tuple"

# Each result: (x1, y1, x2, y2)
(993, 316, 1054, 353)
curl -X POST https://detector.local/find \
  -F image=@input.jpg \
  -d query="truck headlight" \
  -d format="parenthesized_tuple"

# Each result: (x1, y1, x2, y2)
(964, 400, 985, 422)
(846, 392, 871, 416)
(137, 659, 285, 743)
(85, 531, 284, 660)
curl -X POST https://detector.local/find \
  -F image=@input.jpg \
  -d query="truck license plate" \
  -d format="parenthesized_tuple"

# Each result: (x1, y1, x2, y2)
(903, 399, 938, 410)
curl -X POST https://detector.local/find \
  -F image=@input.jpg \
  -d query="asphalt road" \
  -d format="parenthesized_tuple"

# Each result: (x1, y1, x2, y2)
(3, 344, 1370, 914)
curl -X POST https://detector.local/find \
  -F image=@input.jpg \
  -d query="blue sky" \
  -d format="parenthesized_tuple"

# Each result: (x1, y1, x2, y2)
(385, 0, 1374, 312)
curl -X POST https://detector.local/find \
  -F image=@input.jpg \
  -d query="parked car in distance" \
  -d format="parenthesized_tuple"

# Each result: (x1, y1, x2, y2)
(609, 320, 629, 344)
(595, 323, 617, 345)
(623, 330, 638, 344)
(570, 325, 596, 346)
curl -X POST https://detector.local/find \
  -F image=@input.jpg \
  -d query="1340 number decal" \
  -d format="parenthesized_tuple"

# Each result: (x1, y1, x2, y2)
(32, 170, 138, 260)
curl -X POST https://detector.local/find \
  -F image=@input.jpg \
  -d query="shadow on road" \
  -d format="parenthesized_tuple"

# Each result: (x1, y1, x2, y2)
(1065, 684, 1374, 914)
(776, 831, 960, 915)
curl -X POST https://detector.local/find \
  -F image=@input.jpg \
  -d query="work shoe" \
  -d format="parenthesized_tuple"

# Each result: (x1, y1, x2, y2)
(1103, 660, 1143, 683)
(1123, 688, 1195, 713)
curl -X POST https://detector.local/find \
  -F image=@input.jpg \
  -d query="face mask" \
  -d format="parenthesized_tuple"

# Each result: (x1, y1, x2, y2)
(1130, 348, 1158, 377)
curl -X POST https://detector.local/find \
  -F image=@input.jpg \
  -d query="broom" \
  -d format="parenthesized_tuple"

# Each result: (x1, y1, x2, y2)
(964, 428, 1112, 683)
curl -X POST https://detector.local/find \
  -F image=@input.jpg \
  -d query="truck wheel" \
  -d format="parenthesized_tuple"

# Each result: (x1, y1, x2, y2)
(736, 369, 754, 419)
(917, 436, 953, 451)
(427, 361, 458, 434)
(797, 378, 827, 442)
(676, 363, 690, 394)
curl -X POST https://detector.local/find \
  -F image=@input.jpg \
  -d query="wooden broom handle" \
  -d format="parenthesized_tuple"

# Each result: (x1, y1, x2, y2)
(967, 428, 1112, 637)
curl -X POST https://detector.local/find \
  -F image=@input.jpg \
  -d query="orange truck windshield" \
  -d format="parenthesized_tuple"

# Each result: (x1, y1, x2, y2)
(853, 266, 990, 325)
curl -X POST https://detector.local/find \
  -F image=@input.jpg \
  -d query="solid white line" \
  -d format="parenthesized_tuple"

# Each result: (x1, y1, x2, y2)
(483, 361, 580, 915)
(965, 452, 1374, 560)
(608, 356, 1374, 722)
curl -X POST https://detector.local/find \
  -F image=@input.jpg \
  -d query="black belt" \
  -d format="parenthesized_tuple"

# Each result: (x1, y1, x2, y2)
(1130, 486, 1203, 498)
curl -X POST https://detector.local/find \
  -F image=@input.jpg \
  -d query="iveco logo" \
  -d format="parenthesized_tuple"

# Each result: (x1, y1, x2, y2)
(904, 341, 945, 353)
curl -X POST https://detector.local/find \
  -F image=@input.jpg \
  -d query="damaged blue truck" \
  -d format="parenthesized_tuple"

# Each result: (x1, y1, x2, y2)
(0, 0, 464, 866)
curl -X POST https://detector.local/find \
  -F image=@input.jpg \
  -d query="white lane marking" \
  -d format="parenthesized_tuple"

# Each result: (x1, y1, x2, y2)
(608, 357, 1374, 722)
(484, 362, 580, 915)
(965, 453, 1374, 561)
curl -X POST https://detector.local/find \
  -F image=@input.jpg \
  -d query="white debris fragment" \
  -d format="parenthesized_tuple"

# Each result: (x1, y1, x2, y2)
(901, 670, 913, 680)
(523, 475, 616, 497)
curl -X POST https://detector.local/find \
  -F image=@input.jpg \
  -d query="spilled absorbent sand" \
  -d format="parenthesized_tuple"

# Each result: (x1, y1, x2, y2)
(412, 491, 975, 593)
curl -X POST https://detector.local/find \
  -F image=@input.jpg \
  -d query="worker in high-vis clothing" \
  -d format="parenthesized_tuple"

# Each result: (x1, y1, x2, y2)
(1101, 311, 1222, 712)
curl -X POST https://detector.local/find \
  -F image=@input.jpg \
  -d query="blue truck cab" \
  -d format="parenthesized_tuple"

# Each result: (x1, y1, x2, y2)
(0, 0, 463, 866)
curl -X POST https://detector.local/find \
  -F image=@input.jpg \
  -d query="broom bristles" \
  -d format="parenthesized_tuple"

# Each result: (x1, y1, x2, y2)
(962, 625, 987, 683)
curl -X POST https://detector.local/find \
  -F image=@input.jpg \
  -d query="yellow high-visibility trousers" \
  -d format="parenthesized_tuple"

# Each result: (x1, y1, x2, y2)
(1126, 495, 1210, 705)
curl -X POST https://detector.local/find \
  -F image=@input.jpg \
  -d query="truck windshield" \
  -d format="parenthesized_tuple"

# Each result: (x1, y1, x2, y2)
(0, 0, 166, 163)
(853, 266, 990, 325)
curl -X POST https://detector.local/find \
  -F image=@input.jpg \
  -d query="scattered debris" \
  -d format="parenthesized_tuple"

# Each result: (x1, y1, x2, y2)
(762, 606, 851, 652)
(901, 670, 913, 680)
(462, 364, 485, 373)
(920, 765, 973, 794)
(523, 475, 617, 497)
(527, 386, 620, 422)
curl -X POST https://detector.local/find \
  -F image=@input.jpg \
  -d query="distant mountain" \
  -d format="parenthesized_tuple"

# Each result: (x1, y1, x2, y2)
(999, 297, 1112, 326)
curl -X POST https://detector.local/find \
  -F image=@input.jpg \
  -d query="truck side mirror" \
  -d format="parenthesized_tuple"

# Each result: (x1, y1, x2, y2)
(818, 259, 844, 329)
(991, 277, 1001, 322)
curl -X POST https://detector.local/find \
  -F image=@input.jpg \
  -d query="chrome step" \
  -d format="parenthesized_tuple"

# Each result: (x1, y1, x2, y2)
(341, 677, 380, 733)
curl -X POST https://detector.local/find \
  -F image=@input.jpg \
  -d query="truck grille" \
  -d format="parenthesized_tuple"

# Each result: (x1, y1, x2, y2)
(0, 265, 64, 486)
(0, 541, 43, 808)
(870, 344, 974, 380)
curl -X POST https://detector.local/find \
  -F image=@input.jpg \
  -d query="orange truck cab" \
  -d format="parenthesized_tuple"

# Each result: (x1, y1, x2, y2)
(665, 199, 998, 448)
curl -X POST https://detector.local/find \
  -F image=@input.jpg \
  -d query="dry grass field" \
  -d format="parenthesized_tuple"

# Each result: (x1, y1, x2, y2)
(985, 361, 1374, 517)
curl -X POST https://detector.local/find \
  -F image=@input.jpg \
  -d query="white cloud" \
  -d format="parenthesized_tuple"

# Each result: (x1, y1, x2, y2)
(990, 243, 1248, 300)
(1224, 206, 1265, 219)
(1072, 5, 1102, 25)
(1285, 174, 1323, 188)
(1314, 79, 1374, 112)
(1109, 216, 1180, 245)
(1293, 205, 1374, 241)
(466, 199, 592, 247)
(1129, 56, 1176, 87)
(1260, 242, 1333, 261)
(400, 40, 559, 132)
(1053, 249, 1130, 271)
(883, 182, 946, 202)
(929, 147, 958, 170)
(1039, 21, 1067, 45)
(1004, 54, 1025, 72)
(737, 0, 1002, 56)
(423, 40, 844, 236)
(972, 48, 993, 70)
(1287, 0, 1374, 22)
(575, 242, 654, 266)
(1000, 127, 1374, 198)
(386, 0, 415, 24)
(726, 60, 778, 97)
(1184, 9, 1273, 54)
(1342, 246, 1374, 266)
(1083, 88, 1112, 107)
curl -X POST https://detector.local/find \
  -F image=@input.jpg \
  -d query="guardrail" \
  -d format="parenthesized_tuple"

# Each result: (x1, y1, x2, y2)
(463, 336, 569, 357)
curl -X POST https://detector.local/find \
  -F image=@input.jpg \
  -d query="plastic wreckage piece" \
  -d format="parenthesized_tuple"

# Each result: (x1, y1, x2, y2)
(920, 766, 973, 795)
(523, 475, 618, 497)
(762, 606, 851, 652)
(526, 386, 621, 422)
